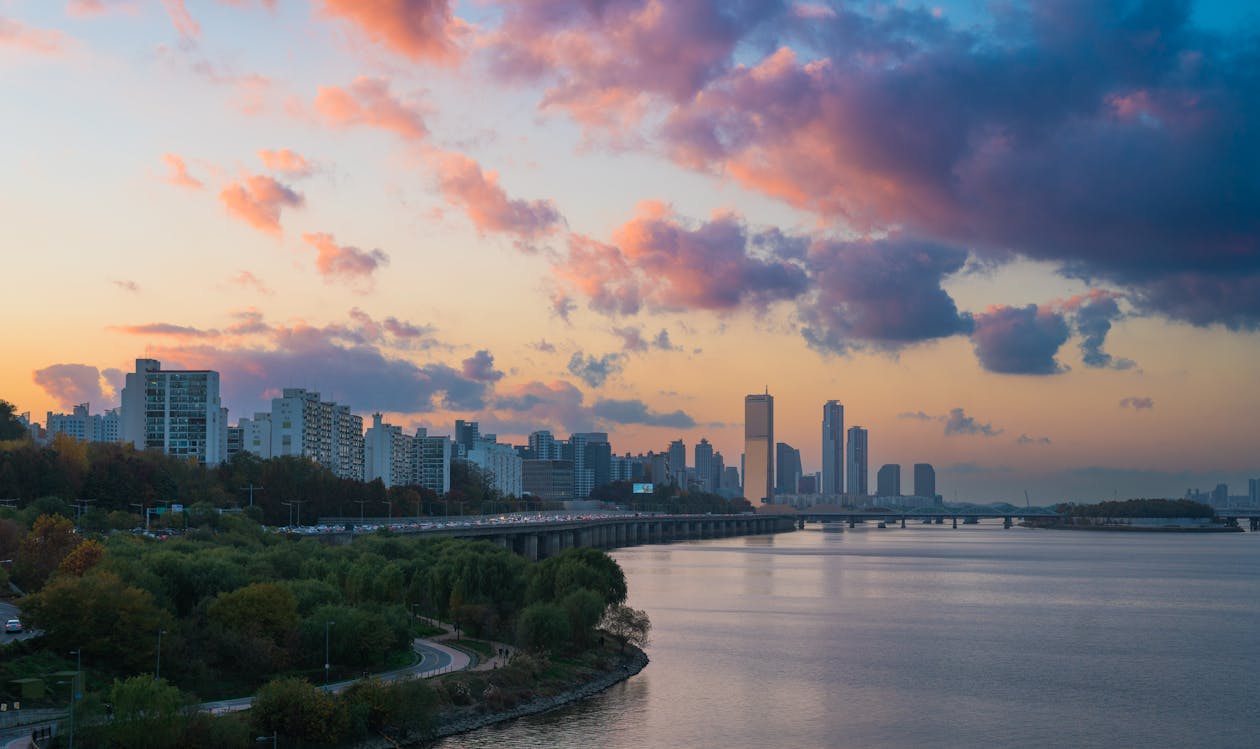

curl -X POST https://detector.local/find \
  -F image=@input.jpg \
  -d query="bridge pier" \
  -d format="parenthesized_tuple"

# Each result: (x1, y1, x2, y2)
(1003, 516, 1012, 529)
(952, 517, 958, 529)
(900, 518, 906, 528)
(1252, 518, 1259, 532)
(849, 517, 856, 528)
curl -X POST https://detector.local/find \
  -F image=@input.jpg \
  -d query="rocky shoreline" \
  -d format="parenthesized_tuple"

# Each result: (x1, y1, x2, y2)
(351, 647, 649, 748)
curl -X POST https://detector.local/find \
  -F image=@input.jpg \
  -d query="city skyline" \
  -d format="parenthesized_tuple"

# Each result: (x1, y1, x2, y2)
(3, 1, 1258, 502)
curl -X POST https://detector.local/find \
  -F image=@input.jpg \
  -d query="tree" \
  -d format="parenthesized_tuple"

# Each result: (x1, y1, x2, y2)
(252, 677, 348, 746)
(527, 547, 627, 608)
(0, 400, 27, 441)
(12, 513, 82, 591)
(57, 538, 105, 577)
(516, 602, 571, 653)
(91, 675, 191, 749)
(22, 570, 165, 673)
(600, 604, 651, 653)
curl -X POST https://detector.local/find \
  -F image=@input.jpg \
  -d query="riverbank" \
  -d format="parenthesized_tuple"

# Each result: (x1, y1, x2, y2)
(1023, 521, 1243, 532)
(349, 644, 649, 748)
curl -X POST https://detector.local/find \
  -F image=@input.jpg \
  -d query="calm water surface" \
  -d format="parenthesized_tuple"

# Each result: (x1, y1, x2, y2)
(430, 525, 1260, 748)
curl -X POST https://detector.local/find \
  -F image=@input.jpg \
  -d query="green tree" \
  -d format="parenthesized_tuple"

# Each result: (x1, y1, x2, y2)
(92, 675, 191, 749)
(22, 570, 165, 673)
(252, 677, 348, 746)
(600, 604, 651, 652)
(516, 602, 571, 653)
(527, 547, 627, 608)
(560, 588, 606, 648)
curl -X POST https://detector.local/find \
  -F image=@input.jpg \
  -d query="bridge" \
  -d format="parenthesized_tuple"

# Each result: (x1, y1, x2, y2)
(307, 512, 796, 560)
(794, 509, 1061, 529)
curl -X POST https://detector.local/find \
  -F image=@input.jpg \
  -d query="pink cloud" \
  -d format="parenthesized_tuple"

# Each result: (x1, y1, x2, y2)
(319, 0, 463, 64)
(301, 232, 389, 284)
(258, 148, 312, 176)
(0, 16, 68, 54)
(161, 153, 203, 189)
(554, 201, 807, 316)
(431, 150, 563, 241)
(485, 1, 743, 132)
(67, 0, 134, 17)
(32, 363, 112, 410)
(160, 0, 200, 39)
(314, 77, 428, 141)
(218, 173, 304, 235)
(230, 270, 272, 295)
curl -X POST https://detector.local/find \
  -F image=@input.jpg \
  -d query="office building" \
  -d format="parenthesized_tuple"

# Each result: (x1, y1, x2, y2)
(467, 439, 522, 498)
(744, 392, 774, 503)
(776, 442, 802, 495)
(413, 429, 452, 494)
(821, 400, 844, 496)
(845, 426, 868, 496)
(454, 420, 480, 458)
(695, 439, 715, 492)
(522, 459, 574, 502)
(877, 464, 901, 497)
(668, 439, 687, 486)
(914, 463, 936, 500)
(121, 358, 225, 465)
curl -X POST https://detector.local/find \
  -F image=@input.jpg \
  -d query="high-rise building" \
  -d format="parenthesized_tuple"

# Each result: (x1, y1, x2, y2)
(238, 413, 272, 458)
(364, 413, 413, 488)
(668, 439, 687, 485)
(454, 420, 480, 458)
(269, 388, 364, 480)
(573, 432, 612, 492)
(1249, 478, 1259, 507)
(744, 392, 774, 503)
(845, 426, 868, 496)
(45, 403, 121, 444)
(913, 463, 936, 499)
(413, 429, 452, 494)
(877, 464, 901, 497)
(522, 459, 574, 502)
(694, 439, 714, 492)
(775, 442, 802, 495)
(529, 430, 559, 460)
(121, 358, 225, 465)
(821, 400, 844, 496)
(468, 439, 522, 498)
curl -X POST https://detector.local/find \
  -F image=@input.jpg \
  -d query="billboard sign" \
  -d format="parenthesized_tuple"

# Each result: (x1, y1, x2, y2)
(632, 483, 654, 494)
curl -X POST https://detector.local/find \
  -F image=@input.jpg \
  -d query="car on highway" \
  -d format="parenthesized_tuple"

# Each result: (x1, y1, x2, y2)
(4, 619, 22, 634)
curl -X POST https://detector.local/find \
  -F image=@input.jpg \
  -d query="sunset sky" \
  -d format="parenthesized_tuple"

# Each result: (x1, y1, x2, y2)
(2, 0, 1257, 502)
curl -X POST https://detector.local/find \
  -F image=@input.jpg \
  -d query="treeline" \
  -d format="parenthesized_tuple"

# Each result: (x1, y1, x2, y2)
(0, 437, 539, 527)
(1054, 499, 1216, 518)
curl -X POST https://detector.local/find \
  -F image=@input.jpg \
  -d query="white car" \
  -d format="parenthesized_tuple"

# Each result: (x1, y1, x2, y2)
(4, 619, 22, 634)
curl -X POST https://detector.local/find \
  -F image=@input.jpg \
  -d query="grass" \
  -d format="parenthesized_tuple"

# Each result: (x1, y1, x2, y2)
(414, 623, 446, 638)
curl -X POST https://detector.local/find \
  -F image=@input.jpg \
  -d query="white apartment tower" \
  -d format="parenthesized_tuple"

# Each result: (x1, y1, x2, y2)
(120, 358, 225, 465)
(364, 413, 413, 488)
(270, 388, 364, 481)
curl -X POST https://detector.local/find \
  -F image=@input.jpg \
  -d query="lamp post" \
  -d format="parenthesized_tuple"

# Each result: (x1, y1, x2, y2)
(324, 621, 335, 685)
(156, 629, 167, 681)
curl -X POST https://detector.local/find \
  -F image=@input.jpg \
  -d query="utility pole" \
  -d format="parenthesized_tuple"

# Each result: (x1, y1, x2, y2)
(130, 503, 149, 531)
(354, 499, 370, 524)
(240, 484, 264, 508)
(288, 499, 306, 527)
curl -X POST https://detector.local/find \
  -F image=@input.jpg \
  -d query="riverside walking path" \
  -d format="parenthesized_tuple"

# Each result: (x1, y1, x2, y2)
(0, 621, 516, 748)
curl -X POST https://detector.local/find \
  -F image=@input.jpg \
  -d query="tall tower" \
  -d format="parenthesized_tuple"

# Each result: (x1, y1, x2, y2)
(744, 392, 774, 503)
(914, 463, 936, 499)
(668, 439, 687, 486)
(845, 426, 868, 497)
(821, 400, 844, 496)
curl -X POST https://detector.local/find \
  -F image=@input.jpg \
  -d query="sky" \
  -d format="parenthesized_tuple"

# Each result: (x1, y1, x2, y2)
(2, 0, 1258, 503)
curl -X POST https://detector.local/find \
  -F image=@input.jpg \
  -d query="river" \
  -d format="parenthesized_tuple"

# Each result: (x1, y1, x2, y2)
(428, 523, 1260, 748)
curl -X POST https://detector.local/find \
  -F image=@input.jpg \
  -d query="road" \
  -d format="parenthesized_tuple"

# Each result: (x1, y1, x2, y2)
(0, 602, 35, 646)
(198, 636, 470, 714)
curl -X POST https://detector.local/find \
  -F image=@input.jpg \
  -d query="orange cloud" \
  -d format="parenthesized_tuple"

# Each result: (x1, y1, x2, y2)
(319, 0, 463, 64)
(431, 150, 562, 241)
(302, 232, 389, 285)
(218, 174, 304, 235)
(161, 153, 203, 189)
(314, 77, 428, 141)
(258, 148, 312, 176)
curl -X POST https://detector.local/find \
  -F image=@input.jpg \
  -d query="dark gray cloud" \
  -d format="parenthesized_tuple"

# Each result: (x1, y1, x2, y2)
(566, 351, 623, 387)
(1119, 396, 1155, 410)
(943, 408, 1002, 437)
(1067, 292, 1134, 369)
(1016, 434, 1052, 446)
(591, 398, 696, 428)
(971, 305, 1071, 375)
(461, 350, 504, 382)
(799, 237, 973, 354)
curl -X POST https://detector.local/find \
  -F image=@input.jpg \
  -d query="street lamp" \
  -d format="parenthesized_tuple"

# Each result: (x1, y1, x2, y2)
(156, 629, 167, 682)
(324, 621, 335, 685)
